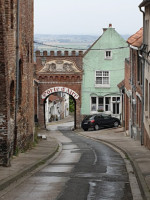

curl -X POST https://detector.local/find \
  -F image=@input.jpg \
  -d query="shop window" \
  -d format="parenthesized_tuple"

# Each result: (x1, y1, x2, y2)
(91, 97, 97, 111)
(98, 97, 104, 111)
(112, 97, 120, 114)
(105, 97, 111, 111)
(113, 103, 119, 114)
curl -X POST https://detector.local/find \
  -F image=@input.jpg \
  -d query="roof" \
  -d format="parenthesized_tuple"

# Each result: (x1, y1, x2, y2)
(83, 24, 127, 57)
(127, 28, 143, 48)
(117, 80, 125, 89)
(139, 0, 150, 7)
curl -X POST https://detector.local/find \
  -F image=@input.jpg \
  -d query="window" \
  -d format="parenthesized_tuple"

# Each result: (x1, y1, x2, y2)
(91, 96, 120, 114)
(98, 97, 104, 111)
(105, 97, 111, 111)
(112, 97, 120, 114)
(95, 71, 110, 87)
(137, 58, 143, 86)
(145, 79, 148, 111)
(105, 51, 112, 59)
(91, 97, 97, 111)
(11, 0, 14, 29)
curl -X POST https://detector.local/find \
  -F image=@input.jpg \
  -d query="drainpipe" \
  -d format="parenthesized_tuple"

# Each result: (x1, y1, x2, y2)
(129, 47, 133, 138)
(14, 0, 20, 154)
(139, 5, 145, 145)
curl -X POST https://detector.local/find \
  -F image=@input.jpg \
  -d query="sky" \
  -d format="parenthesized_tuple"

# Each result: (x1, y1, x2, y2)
(34, 0, 143, 36)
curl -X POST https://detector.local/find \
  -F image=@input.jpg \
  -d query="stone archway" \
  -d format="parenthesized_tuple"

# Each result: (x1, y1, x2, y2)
(41, 87, 79, 129)
(35, 50, 83, 128)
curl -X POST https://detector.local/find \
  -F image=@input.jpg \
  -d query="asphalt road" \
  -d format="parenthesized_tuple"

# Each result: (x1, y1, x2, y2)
(2, 129, 133, 200)
(56, 130, 132, 200)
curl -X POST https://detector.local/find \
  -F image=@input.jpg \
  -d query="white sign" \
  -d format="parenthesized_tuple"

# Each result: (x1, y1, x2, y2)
(41, 87, 79, 100)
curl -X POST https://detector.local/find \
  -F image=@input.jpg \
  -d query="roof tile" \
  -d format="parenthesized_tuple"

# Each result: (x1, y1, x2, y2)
(127, 28, 143, 47)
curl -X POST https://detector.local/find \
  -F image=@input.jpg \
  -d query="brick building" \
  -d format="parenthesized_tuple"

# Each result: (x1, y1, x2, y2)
(0, 0, 34, 166)
(35, 50, 83, 129)
(127, 28, 143, 141)
(139, 0, 150, 149)
(118, 28, 144, 144)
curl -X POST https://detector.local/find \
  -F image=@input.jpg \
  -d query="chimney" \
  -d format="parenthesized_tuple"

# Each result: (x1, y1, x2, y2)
(109, 23, 112, 28)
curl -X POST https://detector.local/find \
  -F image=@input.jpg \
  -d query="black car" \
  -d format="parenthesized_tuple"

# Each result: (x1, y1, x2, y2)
(81, 114, 121, 131)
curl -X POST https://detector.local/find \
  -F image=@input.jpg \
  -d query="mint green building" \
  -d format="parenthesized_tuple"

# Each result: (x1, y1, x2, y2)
(81, 24, 129, 119)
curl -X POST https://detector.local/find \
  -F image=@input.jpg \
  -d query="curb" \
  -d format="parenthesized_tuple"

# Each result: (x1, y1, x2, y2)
(76, 131, 150, 200)
(0, 141, 62, 192)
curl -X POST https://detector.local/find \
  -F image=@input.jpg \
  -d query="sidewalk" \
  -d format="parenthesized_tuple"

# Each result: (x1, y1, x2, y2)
(76, 127, 150, 200)
(0, 129, 60, 193)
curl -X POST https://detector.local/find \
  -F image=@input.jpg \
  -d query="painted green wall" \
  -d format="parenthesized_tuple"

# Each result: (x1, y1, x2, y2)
(81, 27, 129, 115)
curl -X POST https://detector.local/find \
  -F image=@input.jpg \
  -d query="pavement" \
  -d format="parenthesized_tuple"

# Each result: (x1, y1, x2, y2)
(0, 115, 150, 199)
(0, 129, 60, 194)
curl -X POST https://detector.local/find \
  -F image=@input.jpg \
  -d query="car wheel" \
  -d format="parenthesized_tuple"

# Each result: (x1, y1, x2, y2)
(114, 121, 119, 127)
(94, 124, 99, 131)
(83, 128, 88, 131)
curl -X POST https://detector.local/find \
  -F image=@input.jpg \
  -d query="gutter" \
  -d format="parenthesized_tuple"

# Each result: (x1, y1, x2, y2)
(139, 4, 146, 146)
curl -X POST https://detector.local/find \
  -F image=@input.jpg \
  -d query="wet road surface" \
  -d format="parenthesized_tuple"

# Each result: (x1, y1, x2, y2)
(1, 129, 133, 200)
(56, 130, 132, 200)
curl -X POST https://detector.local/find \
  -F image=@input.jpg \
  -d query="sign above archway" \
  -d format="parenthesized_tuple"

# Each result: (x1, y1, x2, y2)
(41, 87, 79, 100)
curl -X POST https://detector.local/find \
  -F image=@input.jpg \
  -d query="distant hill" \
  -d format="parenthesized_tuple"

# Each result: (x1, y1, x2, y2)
(34, 34, 130, 53)
(34, 34, 98, 43)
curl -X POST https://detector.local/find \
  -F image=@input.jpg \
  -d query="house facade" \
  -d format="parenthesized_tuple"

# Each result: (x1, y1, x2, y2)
(81, 24, 129, 120)
(118, 28, 143, 140)
(139, 0, 150, 149)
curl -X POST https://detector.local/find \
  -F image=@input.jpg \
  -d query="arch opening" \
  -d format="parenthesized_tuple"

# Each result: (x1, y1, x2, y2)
(43, 91, 76, 130)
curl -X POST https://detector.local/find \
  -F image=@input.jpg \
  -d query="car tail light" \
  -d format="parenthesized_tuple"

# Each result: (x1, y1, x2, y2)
(90, 120, 95, 123)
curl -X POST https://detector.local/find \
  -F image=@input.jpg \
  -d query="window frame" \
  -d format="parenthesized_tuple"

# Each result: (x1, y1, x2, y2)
(95, 70, 110, 88)
(90, 96, 121, 115)
(105, 50, 112, 60)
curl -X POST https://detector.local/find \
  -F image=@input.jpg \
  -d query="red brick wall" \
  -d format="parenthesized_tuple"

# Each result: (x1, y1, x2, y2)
(0, 0, 34, 166)
(35, 51, 83, 128)
(124, 58, 131, 132)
